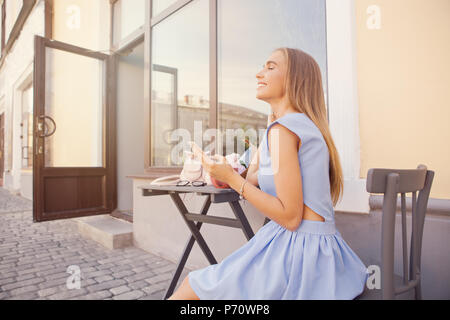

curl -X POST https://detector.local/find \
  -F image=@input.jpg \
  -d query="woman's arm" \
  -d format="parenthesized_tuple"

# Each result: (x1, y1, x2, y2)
(228, 123, 304, 231)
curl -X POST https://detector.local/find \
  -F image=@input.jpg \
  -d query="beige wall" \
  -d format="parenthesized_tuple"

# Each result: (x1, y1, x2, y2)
(53, 0, 110, 51)
(355, 0, 450, 199)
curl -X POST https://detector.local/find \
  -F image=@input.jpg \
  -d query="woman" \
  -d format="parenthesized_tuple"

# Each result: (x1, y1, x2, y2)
(168, 47, 368, 300)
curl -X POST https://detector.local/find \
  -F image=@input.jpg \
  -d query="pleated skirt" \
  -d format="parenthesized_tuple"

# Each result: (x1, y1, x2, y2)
(188, 219, 368, 300)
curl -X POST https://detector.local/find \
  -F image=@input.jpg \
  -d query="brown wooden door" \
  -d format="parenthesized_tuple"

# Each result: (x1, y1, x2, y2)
(0, 113, 4, 186)
(33, 35, 117, 222)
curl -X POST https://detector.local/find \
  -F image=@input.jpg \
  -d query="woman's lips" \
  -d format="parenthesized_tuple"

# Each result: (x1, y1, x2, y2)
(257, 83, 267, 89)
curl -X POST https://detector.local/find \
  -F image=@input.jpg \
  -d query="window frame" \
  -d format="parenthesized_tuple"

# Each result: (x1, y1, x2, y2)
(110, 0, 145, 52)
(143, 0, 213, 177)
(151, 63, 179, 166)
(44, 0, 52, 39)
(141, 0, 365, 210)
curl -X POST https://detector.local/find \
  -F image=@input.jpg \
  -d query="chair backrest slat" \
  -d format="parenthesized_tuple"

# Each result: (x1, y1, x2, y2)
(381, 173, 398, 299)
(366, 165, 427, 194)
(366, 164, 434, 299)
(410, 191, 417, 285)
(400, 192, 408, 285)
(410, 171, 434, 293)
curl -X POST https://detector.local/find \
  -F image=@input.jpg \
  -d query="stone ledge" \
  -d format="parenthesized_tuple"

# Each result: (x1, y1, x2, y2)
(76, 215, 133, 250)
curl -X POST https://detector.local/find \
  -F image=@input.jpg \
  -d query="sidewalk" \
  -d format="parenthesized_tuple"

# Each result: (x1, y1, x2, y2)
(0, 188, 191, 300)
(0, 187, 32, 214)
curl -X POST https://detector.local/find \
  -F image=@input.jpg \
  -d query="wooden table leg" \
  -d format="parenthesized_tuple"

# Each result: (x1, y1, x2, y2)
(163, 195, 212, 300)
(229, 200, 255, 240)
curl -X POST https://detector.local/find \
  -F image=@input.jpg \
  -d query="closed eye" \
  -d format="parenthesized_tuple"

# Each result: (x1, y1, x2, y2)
(262, 64, 275, 70)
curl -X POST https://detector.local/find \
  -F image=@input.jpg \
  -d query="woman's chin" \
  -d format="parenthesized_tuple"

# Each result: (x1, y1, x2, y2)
(256, 93, 267, 102)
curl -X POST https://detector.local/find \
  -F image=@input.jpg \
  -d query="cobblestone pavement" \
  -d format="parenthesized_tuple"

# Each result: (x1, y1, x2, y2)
(0, 190, 192, 300)
(0, 187, 33, 214)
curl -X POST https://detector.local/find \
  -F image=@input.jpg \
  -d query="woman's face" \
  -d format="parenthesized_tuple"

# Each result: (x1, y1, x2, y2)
(256, 50, 287, 103)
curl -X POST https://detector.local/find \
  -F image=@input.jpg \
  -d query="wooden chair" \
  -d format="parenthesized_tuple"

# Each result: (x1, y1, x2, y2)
(356, 164, 434, 299)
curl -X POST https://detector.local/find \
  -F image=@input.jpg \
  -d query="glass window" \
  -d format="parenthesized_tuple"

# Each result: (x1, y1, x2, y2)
(152, 0, 179, 17)
(113, 0, 145, 45)
(218, 0, 328, 152)
(21, 84, 33, 169)
(44, 47, 104, 167)
(151, 0, 209, 166)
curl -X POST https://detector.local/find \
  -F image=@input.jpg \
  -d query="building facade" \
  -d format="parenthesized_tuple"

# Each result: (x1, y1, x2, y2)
(0, 0, 448, 298)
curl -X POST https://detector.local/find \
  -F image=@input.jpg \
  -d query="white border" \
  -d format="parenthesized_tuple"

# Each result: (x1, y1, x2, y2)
(326, 0, 370, 213)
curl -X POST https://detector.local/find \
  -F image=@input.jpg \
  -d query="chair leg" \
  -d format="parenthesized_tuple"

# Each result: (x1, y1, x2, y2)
(415, 282, 422, 300)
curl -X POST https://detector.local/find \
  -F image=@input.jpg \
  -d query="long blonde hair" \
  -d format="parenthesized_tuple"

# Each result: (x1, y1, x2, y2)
(275, 47, 343, 205)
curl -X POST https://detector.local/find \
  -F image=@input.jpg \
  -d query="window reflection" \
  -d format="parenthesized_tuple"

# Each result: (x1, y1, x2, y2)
(151, 0, 209, 166)
(218, 0, 328, 152)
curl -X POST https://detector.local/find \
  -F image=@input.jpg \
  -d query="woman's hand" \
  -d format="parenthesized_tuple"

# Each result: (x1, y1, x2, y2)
(204, 154, 236, 185)
(190, 142, 236, 185)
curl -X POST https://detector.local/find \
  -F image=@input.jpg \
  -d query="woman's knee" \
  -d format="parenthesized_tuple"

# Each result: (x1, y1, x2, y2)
(179, 276, 190, 290)
(168, 275, 199, 300)
(183, 275, 200, 300)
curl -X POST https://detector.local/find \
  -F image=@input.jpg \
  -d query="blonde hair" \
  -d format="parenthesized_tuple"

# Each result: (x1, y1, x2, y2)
(274, 47, 344, 205)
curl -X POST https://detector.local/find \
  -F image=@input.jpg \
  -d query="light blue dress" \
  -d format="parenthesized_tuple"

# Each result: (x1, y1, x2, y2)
(188, 112, 368, 299)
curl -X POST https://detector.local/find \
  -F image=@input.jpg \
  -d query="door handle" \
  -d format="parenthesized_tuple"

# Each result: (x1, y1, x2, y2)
(38, 115, 57, 138)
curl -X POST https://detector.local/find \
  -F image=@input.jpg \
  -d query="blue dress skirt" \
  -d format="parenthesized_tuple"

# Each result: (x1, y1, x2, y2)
(188, 219, 368, 300)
